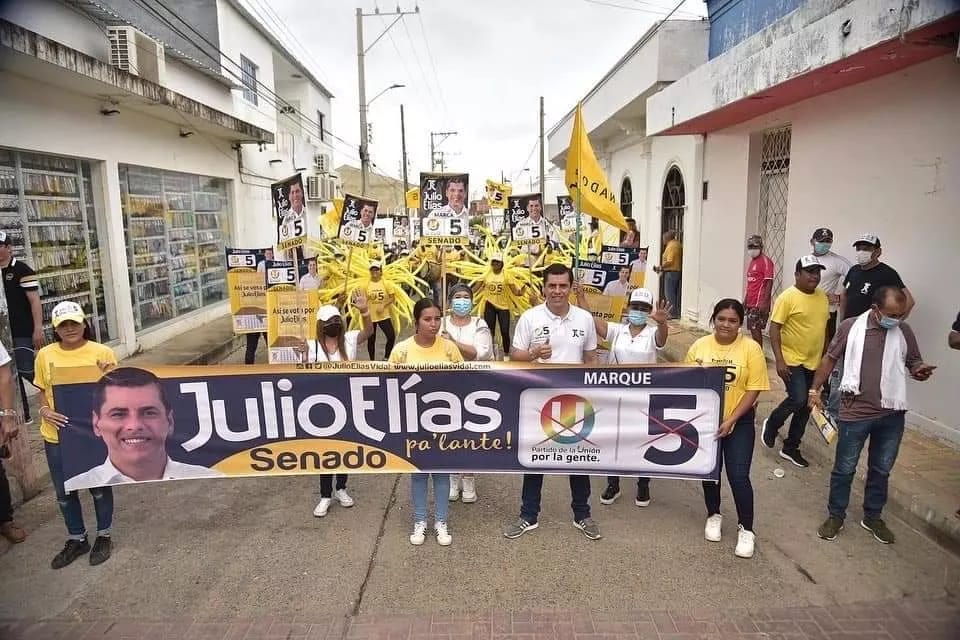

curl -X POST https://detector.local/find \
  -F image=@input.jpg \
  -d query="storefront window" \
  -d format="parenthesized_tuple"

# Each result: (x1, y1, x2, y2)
(0, 148, 114, 343)
(118, 165, 230, 331)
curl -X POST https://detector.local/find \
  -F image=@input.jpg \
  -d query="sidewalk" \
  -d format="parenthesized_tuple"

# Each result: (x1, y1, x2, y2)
(660, 320, 960, 556)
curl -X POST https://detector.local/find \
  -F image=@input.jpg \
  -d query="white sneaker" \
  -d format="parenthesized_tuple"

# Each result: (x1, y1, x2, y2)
(735, 525, 755, 558)
(335, 488, 354, 507)
(313, 498, 332, 518)
(448, 475, 460, 502)
(435, 521, 452, 546)
(704, 514, 723, 542)
(409, 520, 427, 545)
(461, 476, 477, 503)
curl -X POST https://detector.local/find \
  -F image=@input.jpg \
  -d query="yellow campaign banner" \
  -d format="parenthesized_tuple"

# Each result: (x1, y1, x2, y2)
(565, 104, 629, 231)
(405, 187, 420, 209)
(226, 249, 266, 334)
(264, 260, 317, 364)
(630, 271, 646, 288)
(485, 179, 512, 209)
(571, 291, 625, 322)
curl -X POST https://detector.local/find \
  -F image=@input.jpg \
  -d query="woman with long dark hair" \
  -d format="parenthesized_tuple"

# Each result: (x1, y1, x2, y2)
(685, 298, 769, 559)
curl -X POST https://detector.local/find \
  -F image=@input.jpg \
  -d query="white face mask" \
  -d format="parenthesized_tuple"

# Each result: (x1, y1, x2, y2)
(855, 250, 874, 265)
(747, 249, 761, 258)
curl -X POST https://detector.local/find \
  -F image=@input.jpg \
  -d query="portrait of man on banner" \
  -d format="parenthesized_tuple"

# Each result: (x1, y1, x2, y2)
(338, 194, 378, 246)
(419, 173, 470, 244)
(272, 174, 309, 251)
(509, 193, 552, 246)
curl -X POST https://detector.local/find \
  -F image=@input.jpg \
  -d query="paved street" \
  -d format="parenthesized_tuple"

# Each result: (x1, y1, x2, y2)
(1, 345, 958, 639)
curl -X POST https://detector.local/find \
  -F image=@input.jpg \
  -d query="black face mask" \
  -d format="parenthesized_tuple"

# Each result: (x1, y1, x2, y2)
(322, 323, 342, 337)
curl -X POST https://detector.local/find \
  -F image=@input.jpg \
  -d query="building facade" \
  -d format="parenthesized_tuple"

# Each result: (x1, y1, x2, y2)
(0, 0, 337, 356)
(549, 0, 960, 440)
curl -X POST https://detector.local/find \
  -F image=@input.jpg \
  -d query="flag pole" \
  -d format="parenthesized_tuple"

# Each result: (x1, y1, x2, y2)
(574, 104, 582, 272)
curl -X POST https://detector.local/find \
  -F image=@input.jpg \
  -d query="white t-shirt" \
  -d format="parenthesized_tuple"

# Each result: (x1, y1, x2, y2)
(630, 259, 646, 277)
(816, 251, 852, 313)
(298, 273, 321, 291)
(602, 279, 630, 297)
(512, 303, 597, 364)
(604, 322, 661, 365)
(441, 316, 494, 361)
(65, 457, 221, 491)
(306, 330, 361, 362)
(0, 343, 10, 367)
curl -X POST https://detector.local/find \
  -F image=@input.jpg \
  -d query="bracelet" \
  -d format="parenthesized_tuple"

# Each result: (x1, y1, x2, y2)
(807, 390, 820, 396)
(0, 409, 16, 417)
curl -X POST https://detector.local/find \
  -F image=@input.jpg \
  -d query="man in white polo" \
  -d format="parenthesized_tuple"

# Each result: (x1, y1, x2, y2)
(504, 262, 601, 541)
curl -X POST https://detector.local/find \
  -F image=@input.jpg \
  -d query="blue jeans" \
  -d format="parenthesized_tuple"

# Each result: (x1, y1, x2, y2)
(411, 473, 450, 523)
(767, 365, 815, 450)
(520, 474, 591, 524)
(826, 360, 843, 422)
(662, 271, 681, 318)
(702, 411, 755, 531)
(828, 412, 905, 520)
(44, 442, 114, 538)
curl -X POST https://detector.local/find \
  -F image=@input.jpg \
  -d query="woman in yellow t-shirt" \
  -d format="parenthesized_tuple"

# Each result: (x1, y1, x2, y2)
(365, 261, 399, 360)
(479, 254, 522, 359)
(33, 301, 118, 570)
(685, 298, 769, 560)
(389, 298, 463, 547)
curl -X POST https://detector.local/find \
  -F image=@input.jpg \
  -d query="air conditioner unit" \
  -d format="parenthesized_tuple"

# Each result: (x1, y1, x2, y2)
(108, 26, 166, 85)
(314, 153, 331, 174)
(322, 177, 336, 200)
(305, 176, 323, 201)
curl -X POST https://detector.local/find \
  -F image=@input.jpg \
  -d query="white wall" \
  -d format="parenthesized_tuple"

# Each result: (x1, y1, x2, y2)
(684, 54, 960, 438)
(1, 0, 110, 63)
(216, 0, 276, 134)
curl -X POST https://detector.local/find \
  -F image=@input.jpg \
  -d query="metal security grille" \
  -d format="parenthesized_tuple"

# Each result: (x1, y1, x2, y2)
(661, 166, 685, 239)
(758, 126, 792, 295)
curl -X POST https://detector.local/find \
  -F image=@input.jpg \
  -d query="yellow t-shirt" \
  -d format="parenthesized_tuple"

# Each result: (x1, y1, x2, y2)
(770, 286, 829, 369)
(685, 334, 769, 421)
(33, 341, 118, 444)
(388, 336, 464, 364)
(366, 279, 398, 323)
(662, 239, 682, 271)
(483, 271, 510, 310)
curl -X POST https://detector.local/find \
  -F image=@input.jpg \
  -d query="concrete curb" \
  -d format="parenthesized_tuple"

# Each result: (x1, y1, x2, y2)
(659, 320, 960, 556)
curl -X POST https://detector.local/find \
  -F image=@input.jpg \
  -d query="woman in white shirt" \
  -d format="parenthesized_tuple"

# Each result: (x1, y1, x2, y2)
(441, 283, 494, 503)
(295, 293, 374, 519)
(576, 286, 671, 508)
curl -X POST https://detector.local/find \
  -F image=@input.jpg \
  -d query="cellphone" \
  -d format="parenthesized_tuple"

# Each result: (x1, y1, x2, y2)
(0, 444, 9, 459)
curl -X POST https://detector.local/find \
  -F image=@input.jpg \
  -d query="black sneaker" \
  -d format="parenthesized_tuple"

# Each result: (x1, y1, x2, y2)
(89, 535, 112, 566)
(779, 448, 809, 468)
(761, 418, 776, 449)
(635, 484, 651, 507)
(817, 516, 844, 541)
(860, 517, 895, 544)
(599, 485, 621, 505)
(51, 538, 90, 570)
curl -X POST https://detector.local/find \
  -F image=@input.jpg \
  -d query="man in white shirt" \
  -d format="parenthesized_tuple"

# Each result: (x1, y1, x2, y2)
(602, 266, 631, 298)
(279, 181, 307, 227)
(298, 258, 322, 291)
(810, 227, 851, 337)
(504, 263, 601, 541)
(430, 177, 468, 220)
(255, 247, 274, 273)
(65, 367, 221, 491)
(630, 247, 648, 279)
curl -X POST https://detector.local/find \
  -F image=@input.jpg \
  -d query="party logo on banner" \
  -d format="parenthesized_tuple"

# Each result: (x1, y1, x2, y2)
(227, 248, 267, 333)
(419, 173, 469, 246)
(264, 260, 317, 364)
(338, 194, 379, 247)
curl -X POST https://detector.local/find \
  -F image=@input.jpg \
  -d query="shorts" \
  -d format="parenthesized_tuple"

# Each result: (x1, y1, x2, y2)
(745, 307, 769, 332)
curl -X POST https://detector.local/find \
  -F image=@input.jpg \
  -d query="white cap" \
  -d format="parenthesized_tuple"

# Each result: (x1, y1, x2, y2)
(51, 301, 86, 327)
(797, 255, 827, 270)
(369, 260, 383, 270)
(629, 288, 654, 306)
(853, 232, 880, 247)
(316, 305, 341, 322)
(489, 253, 504, 262)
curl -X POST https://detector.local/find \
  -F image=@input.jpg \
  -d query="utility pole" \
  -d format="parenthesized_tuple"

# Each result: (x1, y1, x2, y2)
(357, 5, 419, 194)
(400, 104, 409, 201)
(430, 131, 458, 172)
(539, 96, 545, 196)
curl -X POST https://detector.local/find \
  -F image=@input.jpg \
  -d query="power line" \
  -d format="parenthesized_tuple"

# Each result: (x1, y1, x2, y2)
(400, 14, 447, 125)
(583, 0, 699, 16)
(415, 12, 451, 121)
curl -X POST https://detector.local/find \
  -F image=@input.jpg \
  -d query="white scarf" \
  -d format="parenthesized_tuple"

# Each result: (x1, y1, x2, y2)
(840, 311, 908, 410)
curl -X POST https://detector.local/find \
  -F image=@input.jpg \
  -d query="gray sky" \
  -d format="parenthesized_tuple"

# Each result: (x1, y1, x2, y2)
(268, 0, 706, 198)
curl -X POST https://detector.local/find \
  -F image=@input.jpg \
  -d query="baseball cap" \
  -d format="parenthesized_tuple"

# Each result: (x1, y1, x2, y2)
(852, 233, 880, 248)
(51, 301, 86, 327)
(0, 231, 9, 245)
(316, 305, 341, 322)
(796, 255, 827, 271)
(629, 288, 655, 306)
(489, 253, 504, 263)
(369, 260, 383, 270)
(811, 228, 833, 242)
(746, 235, 763, 248)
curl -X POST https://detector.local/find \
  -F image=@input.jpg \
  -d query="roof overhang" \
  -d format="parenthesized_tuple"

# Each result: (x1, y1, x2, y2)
(648, 0, 960, 136)
(0, 19, 274, 144)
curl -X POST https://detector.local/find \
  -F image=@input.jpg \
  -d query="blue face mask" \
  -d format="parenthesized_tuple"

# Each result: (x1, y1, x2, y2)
(878, 314, 900, 330)
(451, 299, 472, 317)
(628, 310, 649, 326)
(813, 242, 831, 256)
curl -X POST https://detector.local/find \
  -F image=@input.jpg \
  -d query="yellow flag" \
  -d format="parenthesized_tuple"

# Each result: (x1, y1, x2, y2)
(485, 179, 512, 208)
(566, 104, 628, 231)
(405, 187, 420, 209)
(318, 198, 343, 238)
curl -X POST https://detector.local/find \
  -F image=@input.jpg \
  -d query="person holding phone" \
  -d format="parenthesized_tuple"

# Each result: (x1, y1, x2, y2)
(810, 286, 935, 545)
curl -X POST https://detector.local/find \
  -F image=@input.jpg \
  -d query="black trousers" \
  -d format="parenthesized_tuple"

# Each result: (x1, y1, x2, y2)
(244, 332, 267, 365)
(0, 459, 13, 523)
(319, 474, 348, 498)
(483, 303, 511, 356)
(367, 320, 396, 360)
(822, 311, 838, 394)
